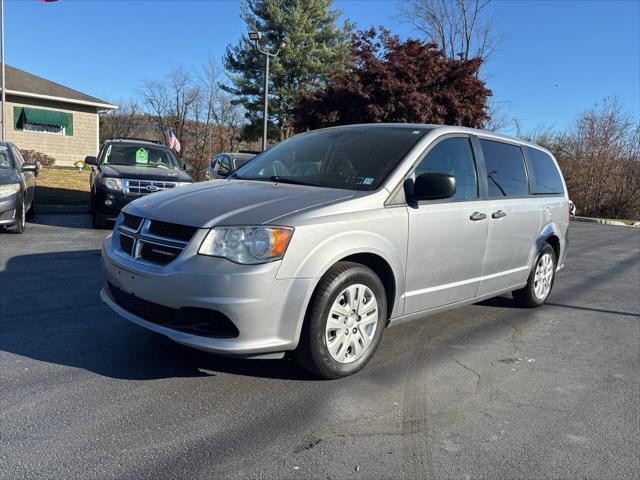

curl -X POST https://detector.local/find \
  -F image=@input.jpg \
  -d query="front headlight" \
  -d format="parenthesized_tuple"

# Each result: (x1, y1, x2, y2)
(100, 177, 123, 191)
(177, 182, 192, 187)
(198, 226, 293, 264)
(0, 183, 20, 198)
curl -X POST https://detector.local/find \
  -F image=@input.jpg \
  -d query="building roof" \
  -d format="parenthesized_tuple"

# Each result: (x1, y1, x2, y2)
(2, 65, 117, 110)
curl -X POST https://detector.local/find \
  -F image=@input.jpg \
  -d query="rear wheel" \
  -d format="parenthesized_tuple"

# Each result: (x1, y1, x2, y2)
(295, 261, 387, 379)
(512, 243, 556, 308)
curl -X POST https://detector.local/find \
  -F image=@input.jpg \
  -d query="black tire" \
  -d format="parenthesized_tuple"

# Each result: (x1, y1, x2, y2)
(14, 197, 26, 234)
(91, 199, 106, 229)
(512, 243, 557, 308)
(294, 261, 387, 379)
(26, 195, 35, 219)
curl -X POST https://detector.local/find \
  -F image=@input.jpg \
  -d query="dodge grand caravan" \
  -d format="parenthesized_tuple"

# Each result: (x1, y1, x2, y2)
(100, 124, 569, 378)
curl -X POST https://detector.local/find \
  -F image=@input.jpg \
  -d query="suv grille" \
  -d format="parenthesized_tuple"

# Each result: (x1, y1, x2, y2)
(123, 179, 179, 195)
(148, 220, 198, 242)
(107, 283, 239, 338)
(122, 212, 143, 231)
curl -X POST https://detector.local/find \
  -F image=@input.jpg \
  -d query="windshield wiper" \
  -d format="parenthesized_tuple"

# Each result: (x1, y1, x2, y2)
(267, 176, 319, 186)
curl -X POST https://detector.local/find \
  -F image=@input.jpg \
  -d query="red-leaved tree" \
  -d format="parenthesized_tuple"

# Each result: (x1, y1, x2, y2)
(295, 28, 492, 130)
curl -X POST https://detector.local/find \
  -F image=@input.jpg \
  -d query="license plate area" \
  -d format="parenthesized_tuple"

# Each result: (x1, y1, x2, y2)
(114, 266, 140, 295)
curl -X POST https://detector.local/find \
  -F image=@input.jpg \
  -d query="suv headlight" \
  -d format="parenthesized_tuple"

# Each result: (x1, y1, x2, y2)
(100, 177, 123, 191)
(0, 183, 20, 198)
(199, 226, 293, 264)
(177, 182, 192, 187)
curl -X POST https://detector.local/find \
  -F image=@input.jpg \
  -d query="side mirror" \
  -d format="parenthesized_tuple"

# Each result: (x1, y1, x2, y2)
(21, 162, 38, 173)
(85, 156, 97, 165)
(182, 163, 193, 172)
(407, 172, 456, 201)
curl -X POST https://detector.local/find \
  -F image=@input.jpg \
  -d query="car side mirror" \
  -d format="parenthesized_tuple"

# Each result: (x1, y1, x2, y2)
(21, 162, 38, 173)
(183, 163, 193, 172)
(407, 172, 456, 201)
(85, 156, 97, 165)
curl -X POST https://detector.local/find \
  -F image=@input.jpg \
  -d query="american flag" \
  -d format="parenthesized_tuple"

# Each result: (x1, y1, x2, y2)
(167, 128, 181, 153)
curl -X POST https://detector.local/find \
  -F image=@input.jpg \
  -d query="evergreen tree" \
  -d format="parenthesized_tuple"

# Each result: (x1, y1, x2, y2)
(224, 0, 351, 142)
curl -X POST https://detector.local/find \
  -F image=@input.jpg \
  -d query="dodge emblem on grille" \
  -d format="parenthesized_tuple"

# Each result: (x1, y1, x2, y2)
(146, 185, 159, 192)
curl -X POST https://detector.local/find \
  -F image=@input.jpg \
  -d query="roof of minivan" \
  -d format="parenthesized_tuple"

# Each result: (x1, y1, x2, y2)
(315, 123, 551, 154)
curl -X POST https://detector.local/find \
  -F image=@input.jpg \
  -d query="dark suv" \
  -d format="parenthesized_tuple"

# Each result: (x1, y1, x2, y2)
(86, 138, 193, 228)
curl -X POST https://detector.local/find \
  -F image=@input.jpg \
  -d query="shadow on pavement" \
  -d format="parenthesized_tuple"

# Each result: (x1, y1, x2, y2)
(0, 249, 314, 382)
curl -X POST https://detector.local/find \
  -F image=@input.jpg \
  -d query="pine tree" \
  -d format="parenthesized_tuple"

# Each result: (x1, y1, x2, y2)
(224, 0, 351, 142)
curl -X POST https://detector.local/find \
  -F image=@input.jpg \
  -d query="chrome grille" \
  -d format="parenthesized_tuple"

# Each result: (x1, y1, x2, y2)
(122, 179, 178, 195)
(116, 217, 196, 266)
(122, 212, 143, 231)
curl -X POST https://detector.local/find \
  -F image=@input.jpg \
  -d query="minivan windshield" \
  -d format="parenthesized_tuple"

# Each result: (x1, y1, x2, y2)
(102, 143, 180, 170)
(233, 126, 430, 190)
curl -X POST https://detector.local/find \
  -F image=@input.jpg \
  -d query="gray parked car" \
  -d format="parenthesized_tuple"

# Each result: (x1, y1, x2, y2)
(100, 124, 570, 378)
(0, 141, 38, 234)
(206, 152, 256, 180)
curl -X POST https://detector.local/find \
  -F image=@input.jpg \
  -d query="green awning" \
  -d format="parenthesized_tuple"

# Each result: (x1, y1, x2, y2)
(14, 107, 73, 136)
(20, 107, 69, 128)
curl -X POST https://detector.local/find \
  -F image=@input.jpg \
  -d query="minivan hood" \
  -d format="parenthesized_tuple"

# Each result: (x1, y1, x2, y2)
(125, 180, 355, 228)
(100, 165, 192, 182)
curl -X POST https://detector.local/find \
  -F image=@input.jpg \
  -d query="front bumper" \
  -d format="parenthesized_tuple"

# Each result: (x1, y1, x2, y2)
(95, 189, 142, 220)
(0, 193, 18, 226)
(100, 231, 314, 357)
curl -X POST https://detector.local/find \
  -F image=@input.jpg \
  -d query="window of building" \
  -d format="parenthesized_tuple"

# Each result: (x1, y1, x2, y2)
(414, 136, 478, 200)
(479, 139, 529, 197)
(13, 107, 73, 136)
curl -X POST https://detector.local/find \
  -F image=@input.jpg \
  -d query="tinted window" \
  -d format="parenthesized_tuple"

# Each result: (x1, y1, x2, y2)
(234, 127, 431, 191)
(217, 155, 232, 174)
(415, 137, 477, 200)
(0, 147, 12, 169)
(11, 146, 24, 167)
(526, 147, 564, 194)
(480, 139, 529, 197)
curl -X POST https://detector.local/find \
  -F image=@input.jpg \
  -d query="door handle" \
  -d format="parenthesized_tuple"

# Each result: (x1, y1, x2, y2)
(492, 210, 507, 219)
(470, 212, 487, 221)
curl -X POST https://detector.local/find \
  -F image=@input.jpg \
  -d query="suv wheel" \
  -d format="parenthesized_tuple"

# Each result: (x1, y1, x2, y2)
(295, 261, 387, 379)
(513, 243, 557, 308)
(91, 197, 106, 229)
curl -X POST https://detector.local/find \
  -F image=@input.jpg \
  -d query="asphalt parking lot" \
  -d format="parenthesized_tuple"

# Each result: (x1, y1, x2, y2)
(1, 216, 639, 479)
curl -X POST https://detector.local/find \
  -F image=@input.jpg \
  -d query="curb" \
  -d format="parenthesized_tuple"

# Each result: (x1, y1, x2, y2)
(38, 205, 91, 214)
(574, 216, 640, 228)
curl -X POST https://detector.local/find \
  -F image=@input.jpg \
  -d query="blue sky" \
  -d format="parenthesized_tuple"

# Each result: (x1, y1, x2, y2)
(5, 0, 639, 134)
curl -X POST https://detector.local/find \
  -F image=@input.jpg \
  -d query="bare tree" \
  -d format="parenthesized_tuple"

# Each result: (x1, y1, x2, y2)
(140, 60, 245, 181)
(99, 99, 144, 143)
(400, 0, 505, 61)
(530, 98, 640, 220)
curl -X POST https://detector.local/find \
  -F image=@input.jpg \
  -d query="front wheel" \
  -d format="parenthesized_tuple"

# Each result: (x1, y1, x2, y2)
(294, 261, 387, 379)
(14, 197, 26, 234)
(512, 243, 557, 308)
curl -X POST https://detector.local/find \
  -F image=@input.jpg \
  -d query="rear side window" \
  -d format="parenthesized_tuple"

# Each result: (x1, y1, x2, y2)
(415, 137, 478, 200)
(526, 147, 564, 194)
(480, 139, 529, 197)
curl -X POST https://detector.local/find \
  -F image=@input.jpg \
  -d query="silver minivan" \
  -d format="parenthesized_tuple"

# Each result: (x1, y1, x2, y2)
(100, 124, 569, 378)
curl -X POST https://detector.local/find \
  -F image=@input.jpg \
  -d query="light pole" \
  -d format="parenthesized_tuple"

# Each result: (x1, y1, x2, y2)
(248, 31, 285, 151)
(1, 0, 6, 141)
